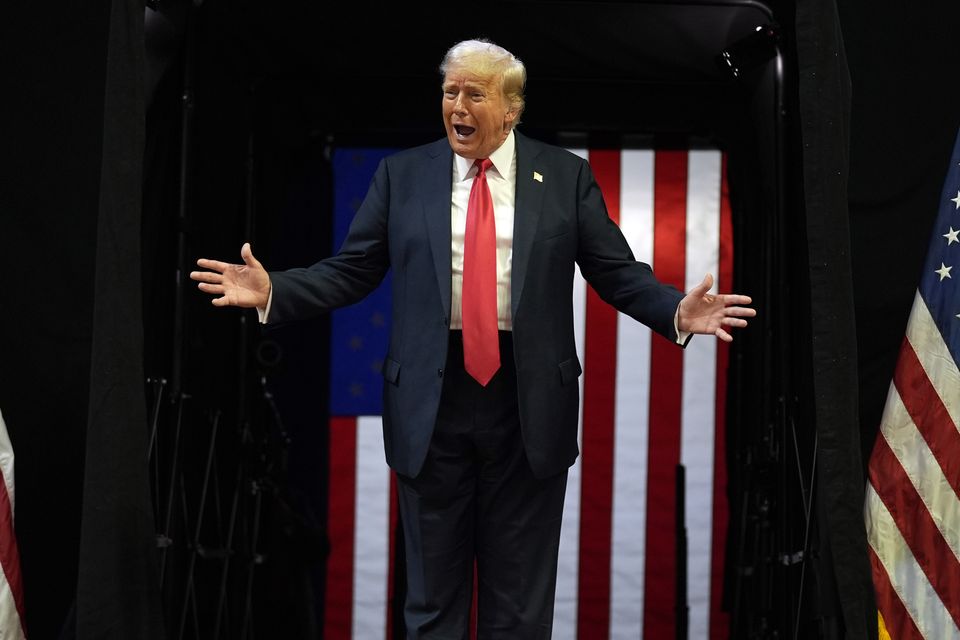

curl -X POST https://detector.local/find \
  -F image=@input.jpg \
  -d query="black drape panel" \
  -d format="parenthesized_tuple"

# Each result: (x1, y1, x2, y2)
(794, 0, 875, 637)
(0, 0, 164, 637)
(0, 2, 100, 633)
(75, 0, 165, 636)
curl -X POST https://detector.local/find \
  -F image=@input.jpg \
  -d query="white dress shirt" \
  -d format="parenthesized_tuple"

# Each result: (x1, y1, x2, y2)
(449, 130, 516, 331)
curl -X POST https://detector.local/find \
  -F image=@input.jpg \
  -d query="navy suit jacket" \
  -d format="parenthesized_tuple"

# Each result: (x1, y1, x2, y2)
(268, 132, 684, 478)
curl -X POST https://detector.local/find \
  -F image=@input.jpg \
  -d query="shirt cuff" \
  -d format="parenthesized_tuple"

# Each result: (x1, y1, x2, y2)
(674, 307, 690, 345)
(257, 286, 273, 324)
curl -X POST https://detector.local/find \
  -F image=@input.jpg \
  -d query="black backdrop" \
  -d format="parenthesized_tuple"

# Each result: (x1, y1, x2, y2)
(2, 0, 959, 638)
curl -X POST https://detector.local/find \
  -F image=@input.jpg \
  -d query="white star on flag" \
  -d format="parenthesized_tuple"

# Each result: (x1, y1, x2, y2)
(944, 227, 960, 244)
(952, 190, 960, 209)
(935, 262, 952, 281)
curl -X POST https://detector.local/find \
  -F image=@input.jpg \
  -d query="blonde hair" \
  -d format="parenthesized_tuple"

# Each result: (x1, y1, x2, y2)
(440, 39, 526, 127)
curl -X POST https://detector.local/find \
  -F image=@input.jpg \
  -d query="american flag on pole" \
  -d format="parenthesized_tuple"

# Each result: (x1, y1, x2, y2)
(323, 144, 734, 639)
(0, 410, 26, 640)
(865, 129, 960, 640)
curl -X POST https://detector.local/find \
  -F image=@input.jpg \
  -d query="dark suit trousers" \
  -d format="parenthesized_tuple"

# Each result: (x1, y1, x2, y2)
(396, 332, 568, 639)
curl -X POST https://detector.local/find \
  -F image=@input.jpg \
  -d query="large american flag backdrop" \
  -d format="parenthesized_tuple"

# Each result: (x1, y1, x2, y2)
(865, 129, 960, 639)
(323, 144, 734, 639)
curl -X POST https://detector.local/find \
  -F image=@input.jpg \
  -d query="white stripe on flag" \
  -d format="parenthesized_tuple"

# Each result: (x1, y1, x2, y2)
(609, 149, 655, 638)
(905, 292, 960, 426)
(0, 413, 13, 513)
(865, 482, 960, 639)
(0, 569, 22, 640)
(681, 149, 722, 639)
(352, 416, 390, 639)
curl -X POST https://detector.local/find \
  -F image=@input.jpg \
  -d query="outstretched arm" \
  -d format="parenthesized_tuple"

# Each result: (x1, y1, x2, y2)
(677, 273, 756, 343)
(190, 242, 272, 309)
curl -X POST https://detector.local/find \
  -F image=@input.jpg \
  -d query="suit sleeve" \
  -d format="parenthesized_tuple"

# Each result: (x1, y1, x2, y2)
(266, 158, 392, 324)
(573, 158, 685, 342)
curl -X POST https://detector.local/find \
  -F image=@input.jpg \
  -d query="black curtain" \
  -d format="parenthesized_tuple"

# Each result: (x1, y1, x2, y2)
(0, 0, 164, 638)
(792, 0, 875, 636)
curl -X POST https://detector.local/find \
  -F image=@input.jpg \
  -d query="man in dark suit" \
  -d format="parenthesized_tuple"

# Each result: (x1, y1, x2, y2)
(192, 38, 754, 639)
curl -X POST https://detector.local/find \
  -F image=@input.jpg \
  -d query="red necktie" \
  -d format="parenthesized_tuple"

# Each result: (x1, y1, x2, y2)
(462, 158, 500, 386)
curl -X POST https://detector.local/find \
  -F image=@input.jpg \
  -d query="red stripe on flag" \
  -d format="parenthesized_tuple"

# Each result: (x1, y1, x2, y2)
(386, 473, 398, 639)
(710, 155, 732, 639)
(0, 473, 24, 633)
(868, 544, 925, 640)
(869, 431, 960, 629)
(325, 417, 358, 640)
(577, 149, 620, 639)
(893, 337, 960, 496)
(643, 150, 687, 640)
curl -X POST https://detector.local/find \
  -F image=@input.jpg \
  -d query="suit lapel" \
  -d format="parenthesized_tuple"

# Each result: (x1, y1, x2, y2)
(422, 140, 454, 319)
(511, 131, 545, 320)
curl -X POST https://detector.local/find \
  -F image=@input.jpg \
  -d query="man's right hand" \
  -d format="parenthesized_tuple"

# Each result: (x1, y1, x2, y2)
(190, 242, 271, 309)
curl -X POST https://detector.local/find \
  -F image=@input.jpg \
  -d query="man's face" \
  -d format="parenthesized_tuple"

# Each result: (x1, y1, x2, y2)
(442, 67, 517, 160)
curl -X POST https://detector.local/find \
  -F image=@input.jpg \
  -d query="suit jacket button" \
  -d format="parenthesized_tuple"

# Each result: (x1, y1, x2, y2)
(437, 368, 444, 377)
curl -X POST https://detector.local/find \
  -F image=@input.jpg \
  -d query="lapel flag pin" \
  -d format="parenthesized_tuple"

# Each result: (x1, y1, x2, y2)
(533, 171, 543, 182)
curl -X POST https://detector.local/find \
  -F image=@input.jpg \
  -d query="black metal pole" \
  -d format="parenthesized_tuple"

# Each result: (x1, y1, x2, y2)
(719, 22, 786, 637)
(147, 376, 167, 530)
(170, 2, 196, 402)
(159, 397, 186, 587)
(212, 464, 243, 640)
(794, 431, 818, 640)
(240, 482, 264, 640)
(675, 464, 689, 640)
(178, 411, 221, 639)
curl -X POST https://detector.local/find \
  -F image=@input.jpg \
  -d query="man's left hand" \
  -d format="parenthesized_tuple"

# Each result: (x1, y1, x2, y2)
(677, 273, 756, 343)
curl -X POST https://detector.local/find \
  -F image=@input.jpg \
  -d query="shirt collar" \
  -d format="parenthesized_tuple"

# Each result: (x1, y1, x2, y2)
(454, 129, 516, 182)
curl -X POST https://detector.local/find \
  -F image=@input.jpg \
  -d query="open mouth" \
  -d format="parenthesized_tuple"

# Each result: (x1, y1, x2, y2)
(453, 124, 476, 138)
